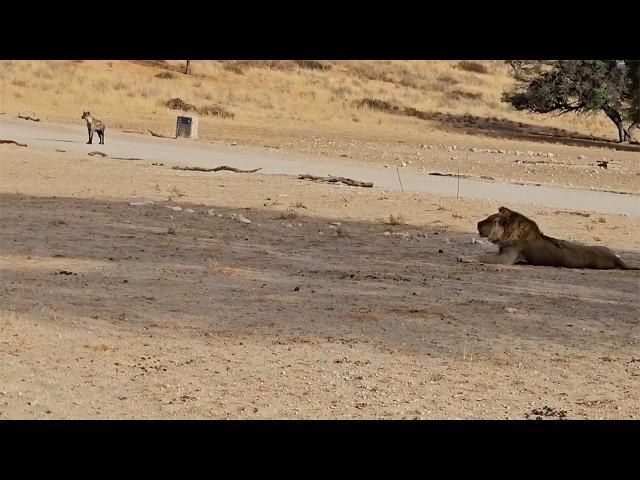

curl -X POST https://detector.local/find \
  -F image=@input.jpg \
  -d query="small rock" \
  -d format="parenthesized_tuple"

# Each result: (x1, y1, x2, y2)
(285, 223, 293, 228)
(167, 227, 176, 235)
(207, 209, 216, 216)
(504, 307, 518, 314)
(129, 200, 154, 207)
(383, 231, 391, 236)
(167, 206, 182, 212)
(184, 208, 195, 213)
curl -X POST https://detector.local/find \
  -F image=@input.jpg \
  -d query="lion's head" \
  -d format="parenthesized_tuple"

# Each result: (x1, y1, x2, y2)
(477, 207, 543, 245)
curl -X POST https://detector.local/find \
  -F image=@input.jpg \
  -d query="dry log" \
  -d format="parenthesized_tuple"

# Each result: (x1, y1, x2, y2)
(298, 173, 373, 188)
(0, 139, 28, 147)
(17, 113, 40, 122)
(148, 130, 174, 138)
(172, 165, 262, 173)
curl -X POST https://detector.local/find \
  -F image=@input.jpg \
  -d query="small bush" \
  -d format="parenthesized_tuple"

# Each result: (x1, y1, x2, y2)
(449, 89, 483, 101)
(354, 98, 401, 113)
(197, 104, 235, 119)
(155, 71, 176, 79)
(388, 214, 405, 225)
(165, 97, 235, 119)
(278, 210, 297, 220)
(294, 60, 331, 71)
(457, 61, 488, 74)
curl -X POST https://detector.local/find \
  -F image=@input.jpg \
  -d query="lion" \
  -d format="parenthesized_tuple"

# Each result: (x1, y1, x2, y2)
(457, 207, 638, 270)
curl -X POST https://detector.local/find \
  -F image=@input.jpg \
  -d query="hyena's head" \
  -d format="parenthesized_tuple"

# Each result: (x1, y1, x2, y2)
(81, 111, 91, 120)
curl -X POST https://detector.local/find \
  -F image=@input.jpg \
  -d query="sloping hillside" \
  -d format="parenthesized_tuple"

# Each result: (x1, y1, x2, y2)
(0, 60, 625, 147)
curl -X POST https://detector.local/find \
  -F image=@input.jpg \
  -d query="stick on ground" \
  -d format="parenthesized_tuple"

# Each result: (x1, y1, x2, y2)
(88, 151, 108, 157)
(396, 167, 404, 192)
(148, 130, 175, 139)
(298, 173, 373, 188)
(172, 165, 262, 173)
(0, 139, 28, 147)
(17, 114, 40, 122)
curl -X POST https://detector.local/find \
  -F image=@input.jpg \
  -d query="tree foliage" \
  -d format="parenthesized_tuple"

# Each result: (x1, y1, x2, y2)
(503, 60, 639, 143)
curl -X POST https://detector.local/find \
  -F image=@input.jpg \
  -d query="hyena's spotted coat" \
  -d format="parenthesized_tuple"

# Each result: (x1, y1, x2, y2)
(81, 111, 105, 145)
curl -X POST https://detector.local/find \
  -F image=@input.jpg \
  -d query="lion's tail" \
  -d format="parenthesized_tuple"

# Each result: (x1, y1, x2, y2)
(616, 257, 640, 270)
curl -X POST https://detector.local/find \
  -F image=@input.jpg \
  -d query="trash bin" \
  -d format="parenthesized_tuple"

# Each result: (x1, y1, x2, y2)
(176, 115, 198, 139)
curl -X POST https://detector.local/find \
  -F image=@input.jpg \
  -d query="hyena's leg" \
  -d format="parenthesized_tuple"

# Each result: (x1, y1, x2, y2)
(87, 127, 92, 144)
(457, 247, 522, 265)
(98, 130, 104, 144)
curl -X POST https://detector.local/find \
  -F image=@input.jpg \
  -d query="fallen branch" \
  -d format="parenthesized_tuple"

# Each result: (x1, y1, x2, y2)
(298, 173, 373, 188)
(429, 172, 470, 179)
(17, 113, 40, 122)
(427, 171, 495, 181)
(88, 151, 108, 157)
(554, 210, 590, 217)
(148, 129, 174, 138)
(0, 139, 28, 147)
(122, 130, 145, 134)
(172, 165, 262, 173)
(111, 157, 145, 161)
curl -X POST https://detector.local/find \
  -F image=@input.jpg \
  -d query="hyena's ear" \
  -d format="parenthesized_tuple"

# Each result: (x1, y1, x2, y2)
(498, 207, 513, 217)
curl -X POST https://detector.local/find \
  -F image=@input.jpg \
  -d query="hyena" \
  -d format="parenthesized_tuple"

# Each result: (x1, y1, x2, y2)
(81, 111, 105, 145)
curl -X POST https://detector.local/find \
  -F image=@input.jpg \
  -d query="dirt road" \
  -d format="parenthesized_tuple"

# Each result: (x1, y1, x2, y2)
(2, 117, 638, 216)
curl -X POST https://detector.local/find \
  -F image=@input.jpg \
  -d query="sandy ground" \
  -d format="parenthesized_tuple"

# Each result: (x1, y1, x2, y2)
(0, 145, 639, 419)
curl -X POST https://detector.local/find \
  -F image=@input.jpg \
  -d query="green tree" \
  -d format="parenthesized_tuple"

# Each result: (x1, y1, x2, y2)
(503, 60, 638, 143)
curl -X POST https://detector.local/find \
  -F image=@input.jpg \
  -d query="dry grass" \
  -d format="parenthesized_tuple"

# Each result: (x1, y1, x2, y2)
(278, 210, 298, 220)
(387, 214, 405, 225)
(0, 60, 620, 142)
(456, 61, 489, 74)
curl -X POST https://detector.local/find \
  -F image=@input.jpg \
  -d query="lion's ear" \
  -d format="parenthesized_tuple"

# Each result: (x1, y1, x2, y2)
(498, 207, 513, 216)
